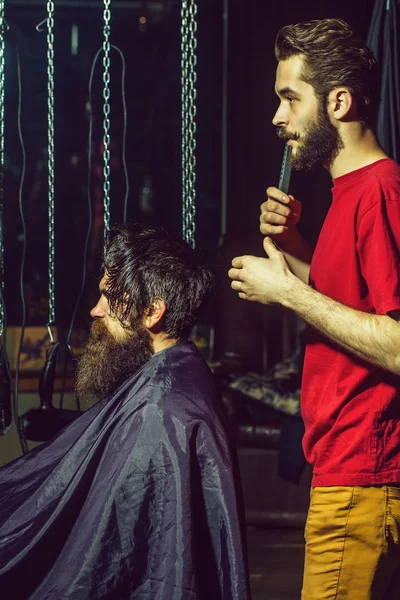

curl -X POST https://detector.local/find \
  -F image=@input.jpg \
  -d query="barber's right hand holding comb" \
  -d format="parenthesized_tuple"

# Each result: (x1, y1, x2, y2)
(260, 187, 302, 242)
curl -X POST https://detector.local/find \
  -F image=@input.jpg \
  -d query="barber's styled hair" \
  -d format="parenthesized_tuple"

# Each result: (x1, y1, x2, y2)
(102, 224, 214, 339)
(275, 19, 380, 125)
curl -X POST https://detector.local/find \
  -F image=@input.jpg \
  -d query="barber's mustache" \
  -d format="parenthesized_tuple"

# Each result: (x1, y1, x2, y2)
(276, 128, 300, 142)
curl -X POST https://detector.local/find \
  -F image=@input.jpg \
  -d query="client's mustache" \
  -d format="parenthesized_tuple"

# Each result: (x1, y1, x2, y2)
(89, 318, 112, 342)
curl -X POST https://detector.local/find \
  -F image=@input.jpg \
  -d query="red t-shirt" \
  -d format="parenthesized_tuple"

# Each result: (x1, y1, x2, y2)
(302, 158, 400, 486)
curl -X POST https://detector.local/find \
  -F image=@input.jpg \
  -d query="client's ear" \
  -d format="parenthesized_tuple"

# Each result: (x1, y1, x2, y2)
(143, 298, 167, 331)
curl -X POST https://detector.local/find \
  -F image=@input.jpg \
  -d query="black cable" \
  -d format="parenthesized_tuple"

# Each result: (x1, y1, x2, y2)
(0, 21, 11, 438)
(58, 50, 96, 411)
(111, 45, 129, 224)
(59, 44, 128, 409)
(14, 43, 28, 455)
(67, 44, 129, 346)
(59, 47, 99, 410)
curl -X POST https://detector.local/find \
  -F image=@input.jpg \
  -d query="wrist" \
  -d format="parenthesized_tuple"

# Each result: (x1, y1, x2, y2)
(276, 226, 301, 250)
(274, 232, 301, 257)
(280, 270, 308, 311)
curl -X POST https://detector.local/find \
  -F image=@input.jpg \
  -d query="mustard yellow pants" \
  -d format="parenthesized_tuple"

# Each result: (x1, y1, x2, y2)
(302, 486, 400, 599)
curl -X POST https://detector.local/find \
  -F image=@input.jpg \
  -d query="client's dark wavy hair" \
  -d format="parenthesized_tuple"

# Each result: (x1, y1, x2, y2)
(102, 223, 214, 340)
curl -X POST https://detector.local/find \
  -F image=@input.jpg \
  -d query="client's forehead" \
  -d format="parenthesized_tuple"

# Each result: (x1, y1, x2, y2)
(99, 273, 112, 297)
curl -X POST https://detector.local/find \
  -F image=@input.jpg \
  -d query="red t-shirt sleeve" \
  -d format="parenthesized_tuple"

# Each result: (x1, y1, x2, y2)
(357, 192, 400, 315)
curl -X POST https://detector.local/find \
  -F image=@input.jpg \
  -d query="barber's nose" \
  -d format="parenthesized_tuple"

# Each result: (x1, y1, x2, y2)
(272, 103, 288, 127)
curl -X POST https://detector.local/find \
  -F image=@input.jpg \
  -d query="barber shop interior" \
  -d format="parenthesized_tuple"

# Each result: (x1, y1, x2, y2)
(1, 1, 400, 599)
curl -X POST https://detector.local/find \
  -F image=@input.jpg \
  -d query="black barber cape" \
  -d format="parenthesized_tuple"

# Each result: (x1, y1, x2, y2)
(0, 341, 250, 599)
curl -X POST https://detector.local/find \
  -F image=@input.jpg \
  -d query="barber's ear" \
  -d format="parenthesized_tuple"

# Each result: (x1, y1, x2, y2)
(143, 298, 166, 330)
(328, 88, 354, 121)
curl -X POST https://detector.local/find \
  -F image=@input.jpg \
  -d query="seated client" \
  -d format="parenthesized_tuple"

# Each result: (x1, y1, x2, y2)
(0, 224, 250, 600)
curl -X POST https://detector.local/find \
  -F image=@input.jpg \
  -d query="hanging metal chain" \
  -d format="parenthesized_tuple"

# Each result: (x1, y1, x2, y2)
(181, 0, 197, 249)
(102, 0, 111, 234)
(46, 0, 55, 336)
(0, 0, 6, 338)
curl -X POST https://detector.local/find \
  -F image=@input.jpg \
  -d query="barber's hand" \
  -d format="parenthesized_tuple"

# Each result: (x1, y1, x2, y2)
(228, 237, 294, 305)
(260, 187, 302, 240)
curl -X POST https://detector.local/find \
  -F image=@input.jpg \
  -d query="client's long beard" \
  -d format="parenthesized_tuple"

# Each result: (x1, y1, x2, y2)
(75, 318, 153, 402)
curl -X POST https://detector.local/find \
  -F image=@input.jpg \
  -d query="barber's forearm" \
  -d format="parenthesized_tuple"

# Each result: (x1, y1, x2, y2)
(283, 275, 400, 375)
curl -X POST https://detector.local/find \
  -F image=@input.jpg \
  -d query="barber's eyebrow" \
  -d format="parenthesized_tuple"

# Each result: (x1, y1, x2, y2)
(276, 86, 301, 98)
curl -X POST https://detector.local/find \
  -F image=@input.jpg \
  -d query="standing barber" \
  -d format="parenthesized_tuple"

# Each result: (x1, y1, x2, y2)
(229, 19, 400, 599)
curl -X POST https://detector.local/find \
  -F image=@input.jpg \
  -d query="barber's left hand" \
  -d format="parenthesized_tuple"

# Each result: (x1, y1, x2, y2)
(228, 237, 294, 305)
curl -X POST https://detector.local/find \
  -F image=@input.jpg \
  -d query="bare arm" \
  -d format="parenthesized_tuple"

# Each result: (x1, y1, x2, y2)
(229, 238, 400, 376)
(284, 274, 400, 375)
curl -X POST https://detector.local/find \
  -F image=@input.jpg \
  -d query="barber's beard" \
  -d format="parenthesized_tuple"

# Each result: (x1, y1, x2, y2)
(75, 318, 154, 402)
(278, 100, 343, 171)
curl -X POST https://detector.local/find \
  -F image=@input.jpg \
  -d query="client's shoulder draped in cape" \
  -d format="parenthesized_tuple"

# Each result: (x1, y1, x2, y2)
(0, 340, 250, 600)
